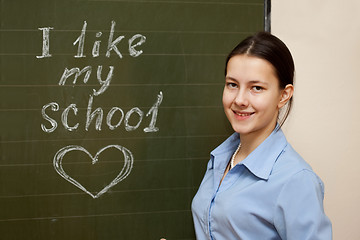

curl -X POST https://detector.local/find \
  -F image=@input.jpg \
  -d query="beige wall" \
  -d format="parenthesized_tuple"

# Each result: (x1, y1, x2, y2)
(272, 0, 360, 239)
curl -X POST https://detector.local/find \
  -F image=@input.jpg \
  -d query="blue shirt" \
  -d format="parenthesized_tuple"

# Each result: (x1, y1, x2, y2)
(191, 128, 332, 240)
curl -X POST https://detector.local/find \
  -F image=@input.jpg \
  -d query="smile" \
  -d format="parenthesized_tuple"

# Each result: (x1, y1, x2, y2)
(236, 112, 253, 116)
(233, 111, 254, 116)
(232, 110, 254, 119)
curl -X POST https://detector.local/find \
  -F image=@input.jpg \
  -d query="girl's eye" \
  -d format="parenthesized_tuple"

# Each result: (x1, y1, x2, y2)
(252, 86, 263, 92)
(226, 82, 238, 89)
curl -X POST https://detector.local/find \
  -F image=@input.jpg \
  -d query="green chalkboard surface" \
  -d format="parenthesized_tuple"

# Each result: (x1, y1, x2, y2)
(0, 0, 264, 239)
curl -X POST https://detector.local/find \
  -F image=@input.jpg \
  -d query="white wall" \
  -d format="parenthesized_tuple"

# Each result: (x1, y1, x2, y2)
(272, 0, 360, 239)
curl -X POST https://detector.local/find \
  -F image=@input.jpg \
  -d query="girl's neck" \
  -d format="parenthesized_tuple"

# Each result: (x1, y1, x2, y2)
(237, 123, 277, 162)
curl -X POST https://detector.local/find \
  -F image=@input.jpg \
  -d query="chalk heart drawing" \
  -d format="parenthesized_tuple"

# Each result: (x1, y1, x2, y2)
(53, 145, 133, 199)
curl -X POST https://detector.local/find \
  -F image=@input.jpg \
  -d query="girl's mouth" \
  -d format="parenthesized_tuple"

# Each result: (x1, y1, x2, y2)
(233, 111, 254, 116)
(233, 111, 255, 119)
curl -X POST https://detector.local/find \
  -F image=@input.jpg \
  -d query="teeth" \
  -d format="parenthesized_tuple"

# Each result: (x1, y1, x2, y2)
(236, 113, 251, 116)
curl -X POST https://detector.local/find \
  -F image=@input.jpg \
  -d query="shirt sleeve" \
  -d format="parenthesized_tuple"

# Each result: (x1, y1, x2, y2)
(274, 169, 332, 240)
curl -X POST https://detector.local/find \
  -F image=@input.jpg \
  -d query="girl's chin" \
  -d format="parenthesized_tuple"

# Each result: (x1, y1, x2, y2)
(231, 125, 252, 135)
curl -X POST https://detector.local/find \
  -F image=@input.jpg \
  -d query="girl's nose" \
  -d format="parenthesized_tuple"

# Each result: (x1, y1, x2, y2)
(234, 90, 249, 107)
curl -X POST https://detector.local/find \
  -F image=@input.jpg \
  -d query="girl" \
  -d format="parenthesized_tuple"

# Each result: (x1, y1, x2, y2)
(191, 32, 332, 239)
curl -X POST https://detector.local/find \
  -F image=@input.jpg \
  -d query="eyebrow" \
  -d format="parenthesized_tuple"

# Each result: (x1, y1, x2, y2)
(225, 77, 268, 86)
(225, 76, 238, 82)
(248, 80, 268, 86)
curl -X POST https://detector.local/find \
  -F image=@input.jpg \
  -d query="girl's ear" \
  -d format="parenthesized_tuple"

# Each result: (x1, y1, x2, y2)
(278, 84, 294, 108)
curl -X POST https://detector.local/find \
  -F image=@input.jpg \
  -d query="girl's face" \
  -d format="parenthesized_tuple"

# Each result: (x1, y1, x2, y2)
(223, 55, 292, 140)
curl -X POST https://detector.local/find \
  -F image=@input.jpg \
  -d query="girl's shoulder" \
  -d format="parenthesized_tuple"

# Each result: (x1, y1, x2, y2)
(271, 143, 324, 189)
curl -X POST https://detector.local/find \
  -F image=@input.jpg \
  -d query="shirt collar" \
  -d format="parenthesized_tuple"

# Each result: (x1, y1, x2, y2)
(210, 127, 288, 180)
(210, 132, 240, 171)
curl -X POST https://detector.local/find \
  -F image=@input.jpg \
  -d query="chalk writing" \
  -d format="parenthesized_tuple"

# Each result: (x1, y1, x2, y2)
(40, 91, 163, 132)
(128, 34, 147, 57)
(41, 102, 59, 133)
(71, 20, 146, 59)
(144, 91, 163, 133)
(86, 94, 103, 131)
(36, 27, 53, 58)
(106, 107, 124, 130)
(124, 107, 143, 131)
(53, 145, 134, 199)
(61, 104, 79, 132)
(38, 20, 162, 198)
(58, 65, 92, 85)
(58, 65, 114, 96)
(73, 21, 87, 58)
(105, 20, 125, 58)
(92, 31, 102, 57)
(37, 20, 146, 59)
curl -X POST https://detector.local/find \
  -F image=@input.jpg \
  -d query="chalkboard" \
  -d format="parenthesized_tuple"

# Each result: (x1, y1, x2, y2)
(0, 0, 264, 239)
